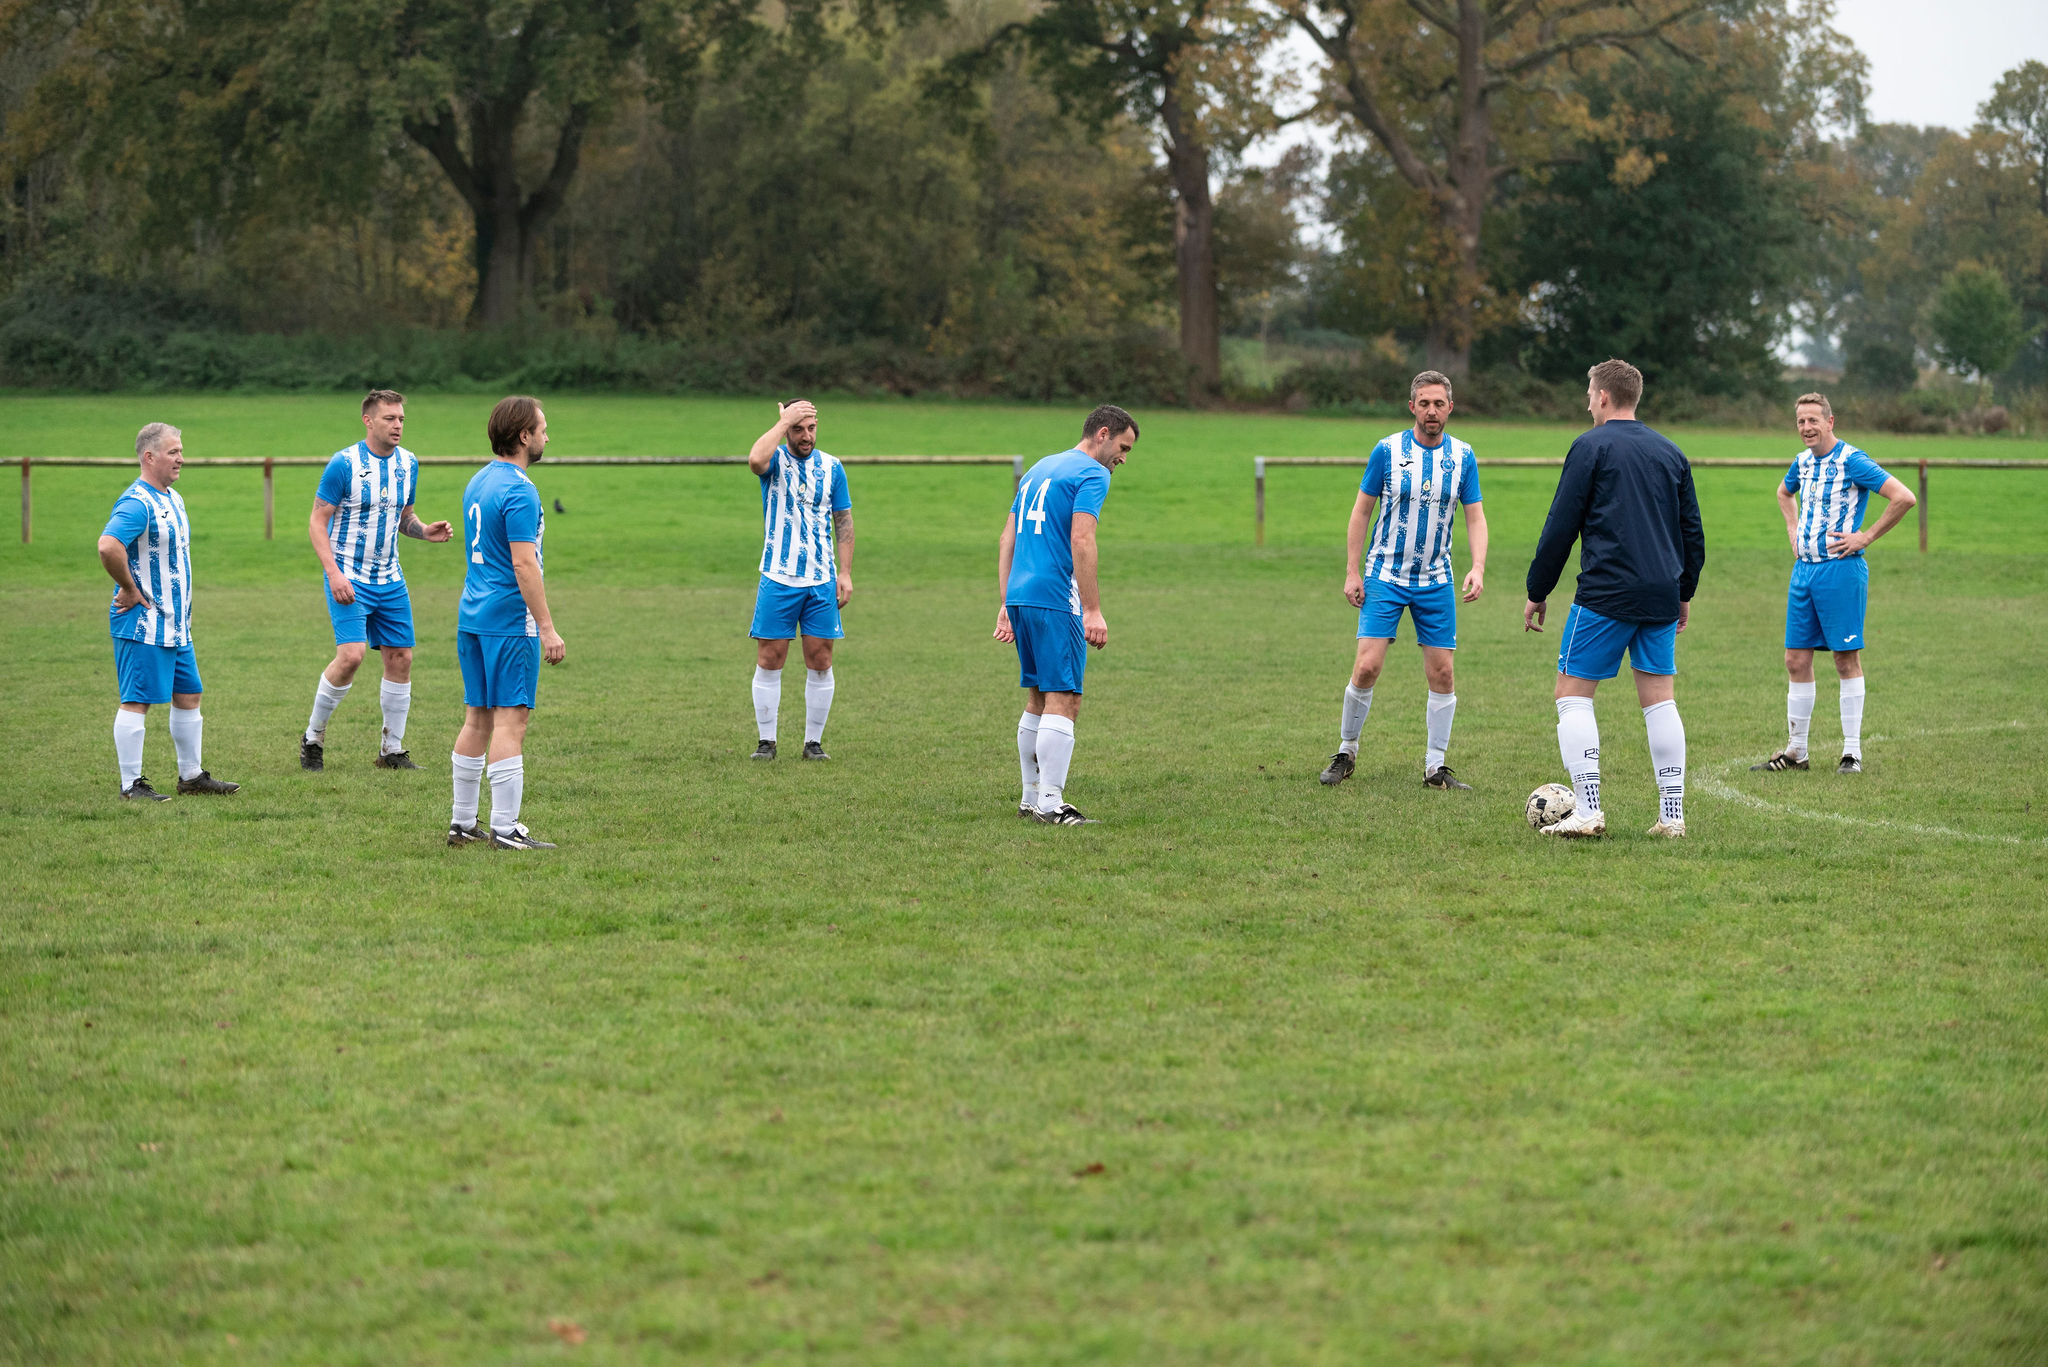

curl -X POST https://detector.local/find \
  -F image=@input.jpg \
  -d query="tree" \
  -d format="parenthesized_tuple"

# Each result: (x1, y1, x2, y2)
(1980, 60, 2048, 218)
(1927, 262, 2026, 384)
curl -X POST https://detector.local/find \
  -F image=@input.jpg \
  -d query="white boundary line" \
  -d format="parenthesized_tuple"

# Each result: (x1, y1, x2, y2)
(1697, 721, 2045, 846)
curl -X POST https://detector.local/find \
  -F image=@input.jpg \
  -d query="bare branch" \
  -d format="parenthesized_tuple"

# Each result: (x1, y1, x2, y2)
(1486, 6, 1709, 84)
(1404, 0, 1458, 33)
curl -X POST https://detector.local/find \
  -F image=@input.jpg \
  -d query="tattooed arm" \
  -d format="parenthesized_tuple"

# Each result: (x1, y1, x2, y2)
(399, 506, 453, 542)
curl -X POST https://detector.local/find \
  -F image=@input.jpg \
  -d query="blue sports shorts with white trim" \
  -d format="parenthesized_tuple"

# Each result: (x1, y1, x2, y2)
(1011, 605, 1087, 694)
(114, 639, 202, 704)
(750, 576, 843, 641)
(457, 631, 541, 709)
(1785, 557, 1868, 652)
(1557, 602, 1676, 680)
(325, 576, 416, 648)
(1358, 578, 1457, 649)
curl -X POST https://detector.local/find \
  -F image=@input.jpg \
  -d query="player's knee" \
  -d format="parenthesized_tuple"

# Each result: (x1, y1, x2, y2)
(381, 647, 413, 681)
(332, 643, 366, 675)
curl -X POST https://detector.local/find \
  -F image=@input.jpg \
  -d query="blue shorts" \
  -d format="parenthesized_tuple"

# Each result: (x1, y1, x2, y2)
(325, 576, 415, 648)
(1558, 603, 1676, 680)
(457, 631, 541, 709)
(1786, 558, 1869, 652)
(113, 639, 202, 705)
(750, 577, 843, 641)
(1011, 605, 1087, 694)
(1359, 578, 1457, 649)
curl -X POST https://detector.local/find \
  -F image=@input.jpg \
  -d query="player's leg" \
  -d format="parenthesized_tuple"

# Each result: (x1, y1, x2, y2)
(1025, 608, 1092, 823)
(372, 584, 419, 768)
(1033, 689, 1087, 822)
(168, 646, 236, 795)
(1321, 597, 1392, 784)
(112, 639, 164, 800)
(481, 637, 550, 848)
(749, 578, 797, 757)
(1414, 584, 1466, 788)
(797, 585, 844, 760)
(1833, 648, 1865, 772)
(1017, 686, 1046, 816)
(306, 577, 369, 768)
(449, 633, 493, 843)
(1546, 604, 1620, 837)
(1759, 562, 1824, 771)
(1814, 560, 1870, 772)
(1630, 629, 1684, 835)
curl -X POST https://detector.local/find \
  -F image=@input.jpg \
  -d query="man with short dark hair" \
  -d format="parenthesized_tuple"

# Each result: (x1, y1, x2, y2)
(1524, 359, 1705, 838)
(300, 390, 452, 771)
(994, 404, 1139, 824)
(446, 396, 565, 850)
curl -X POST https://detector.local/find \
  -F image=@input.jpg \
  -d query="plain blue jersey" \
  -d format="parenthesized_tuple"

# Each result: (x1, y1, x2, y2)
(316, 441, 419, 585)
(1359, 429, 1482, 588)
(102, 479, 194, 647)
(458, 460, 545, 637)
(1007, 448, 1112, 615)
(758, 445, 851, 587)
(1784, 440, 1891, 562)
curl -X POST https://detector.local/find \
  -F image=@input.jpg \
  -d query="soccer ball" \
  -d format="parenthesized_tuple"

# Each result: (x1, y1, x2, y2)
(1525, 783, 1576, 830)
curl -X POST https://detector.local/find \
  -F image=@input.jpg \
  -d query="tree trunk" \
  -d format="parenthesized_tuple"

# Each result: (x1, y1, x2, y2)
(1160, 87, 1222, 398)
(471, 200, 531, 327)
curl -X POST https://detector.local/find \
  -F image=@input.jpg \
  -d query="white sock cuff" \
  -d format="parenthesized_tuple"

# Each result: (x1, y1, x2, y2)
(452, 752, 485, 774)
(806, 668, 833, 686)
(487, 756, 524, 779)
(380, 678, 411, 696)
(1018, 711, 1042, 733)
(1428, 690, 1456, 704)
(1345, 683, 1374, 701)
(1788, 680, 1817, 699)
(1556, 696, 1595, 719)
(318, 676, 351, 699)
(114, 709, 147, 732)
(1642, 698, 1678, 719)
(1039, 714, 1075, 737)
(1840, 676, 1866, 697)
(753, 666, 783, 685)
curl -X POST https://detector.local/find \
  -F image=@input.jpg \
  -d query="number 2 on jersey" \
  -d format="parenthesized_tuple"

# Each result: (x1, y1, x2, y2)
(1020, 478, 1050, 535)
(468, 503, 484, 563)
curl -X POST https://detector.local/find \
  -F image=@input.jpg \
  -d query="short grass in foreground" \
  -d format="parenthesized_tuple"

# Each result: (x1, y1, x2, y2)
(3, 395, 2046, 1364)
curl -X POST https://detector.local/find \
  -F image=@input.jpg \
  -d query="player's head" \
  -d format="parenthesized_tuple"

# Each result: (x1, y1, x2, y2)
(1794, 392, 1835, 451)
(134, 422, 183, 486)
(1408, 371, 1453, 438)
(783, 398, 818, 457)
(1585, 359, 1643, 423)
(1079, 404, 1139, 468)
(361, 389, 405, 449)
(488, 395, 548, 463)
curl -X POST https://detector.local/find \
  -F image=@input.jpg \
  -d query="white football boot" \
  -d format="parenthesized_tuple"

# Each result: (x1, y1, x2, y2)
(1542, 808, 1607, 838)
(1646, 819, 1686, 838)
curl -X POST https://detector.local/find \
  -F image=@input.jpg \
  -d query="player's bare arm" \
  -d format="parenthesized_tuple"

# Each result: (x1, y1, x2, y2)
(1461, 502, 1488, 603)
(1827, 476, 1917, 556)
(749, 400, 816, 475)
(1071, 512, 1106, 648)
(398, 506, 453, 542)
(833, 508, 855, 607)
(96, 534, 152, 612)
(307, 498, 357, 605)
(1344, 492, 1377, 607)
(510, 541, 566, 664)
(1776, 483, 1802, 554)
(993, 512, 1018, 642)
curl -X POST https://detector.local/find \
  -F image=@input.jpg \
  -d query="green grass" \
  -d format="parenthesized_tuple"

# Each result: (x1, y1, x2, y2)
(4, 395, 2047, 1364)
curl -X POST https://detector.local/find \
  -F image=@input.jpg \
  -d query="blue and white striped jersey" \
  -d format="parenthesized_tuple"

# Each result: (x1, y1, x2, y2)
(316, 442, 419, 585)
(1784, 441, 1892, 562)
(758, 446, 851, 588)
(1360, 430, 1483, 587)
(102, 479, 194, 647)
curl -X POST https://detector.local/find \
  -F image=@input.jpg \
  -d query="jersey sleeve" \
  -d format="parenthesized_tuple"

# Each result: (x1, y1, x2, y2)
(502, 483, 542, 544)
(315, 453, 352, 506)
(101, 494, 149, 544)
(1782, 459, 1802, 492)
(1845, 451, 1892, 491)
(831, 462, 851, 512)
(760, 448, 781, 484)
(1360, 443, 1390, 497)
(1459, 450, 1482, 504)
(1072, 465, 1110, 520)
(402, 455, 419, 508)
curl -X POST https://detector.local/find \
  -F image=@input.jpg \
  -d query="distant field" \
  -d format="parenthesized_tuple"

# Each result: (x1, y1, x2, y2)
(4, 395, 2045, 1364)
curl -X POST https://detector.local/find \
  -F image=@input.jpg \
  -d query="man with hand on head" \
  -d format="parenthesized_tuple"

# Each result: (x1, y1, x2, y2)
(97, 422, 239, 801)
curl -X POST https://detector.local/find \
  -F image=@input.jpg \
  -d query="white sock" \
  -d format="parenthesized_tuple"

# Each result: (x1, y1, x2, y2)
(1556, 696, 1602, 814)
(487, 756, 525, 834)
(804, 668, 835, 744)
(752, 666, 782, 742)
(1643, 699, 1686, 825)
(114, 710, 146, 787)
(1339, 684, 1373, 755)
(1035, 714, 1076, 810)
(1017, 711, 1042, 807)
(1840, 676, 1866, 759)
(168, 706, 203, 781)
(1786, 680, 1815, 759)
(450, 752, 484, 828)
(379, 679, 412, 754)
(306, 675, 350, 743)
(1425, 690, 1456, 774)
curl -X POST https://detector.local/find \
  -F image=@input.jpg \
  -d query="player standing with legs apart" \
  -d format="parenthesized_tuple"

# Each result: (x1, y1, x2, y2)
(446, 397, 566, 850)
(1524, 360, 1705, 839)
(300, 390, 452, 771)
(993, 405, 1138, 825)
(1751, 393, 1915, 775)
(745, 400, 854, 761)
(1318, 370, 1488, 790)
(97, 423, 240, 800)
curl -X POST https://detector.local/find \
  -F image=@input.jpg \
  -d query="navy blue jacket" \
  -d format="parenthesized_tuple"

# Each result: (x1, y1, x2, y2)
(1525, 420, 1705, 625)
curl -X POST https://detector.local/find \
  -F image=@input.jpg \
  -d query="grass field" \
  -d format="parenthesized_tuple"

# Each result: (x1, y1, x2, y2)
(4, 394, 2047, 1364)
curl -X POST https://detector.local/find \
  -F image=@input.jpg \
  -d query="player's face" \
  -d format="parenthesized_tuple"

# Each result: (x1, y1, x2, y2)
(523, 411, 549, 462)
(1410, 385, 1451, 437)
(788, 416, 818, 457)
(1795, 404, 1833, 451)
(140, 435, 184, 486)
(1094, 427, 1136, 467)
(363, 403, 404, 450)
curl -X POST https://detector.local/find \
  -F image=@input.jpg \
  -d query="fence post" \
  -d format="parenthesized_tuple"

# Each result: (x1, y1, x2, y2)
(1012, 455, 1023, 492)
(1917, 458, 1927, 553)
(263, 457, 274, 541)
(1254, 456, 1266, 547)
(19, 456, 28, 545)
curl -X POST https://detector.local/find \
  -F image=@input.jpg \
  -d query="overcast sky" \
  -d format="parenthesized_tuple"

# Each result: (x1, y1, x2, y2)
(1834, 0, 2048, 129)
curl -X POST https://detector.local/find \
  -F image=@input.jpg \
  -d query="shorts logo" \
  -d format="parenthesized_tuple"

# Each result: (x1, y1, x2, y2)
(1844, 634, 1857, 642)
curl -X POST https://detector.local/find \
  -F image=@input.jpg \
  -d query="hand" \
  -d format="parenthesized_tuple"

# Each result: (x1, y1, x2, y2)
(112, 583, 153, 614)
(1461, 567, 1485, 603)
(1524, 599, 1547, 632)
(1826, 528, 1870, 557)
(422, 520, 453, 543)
(540, 627, 567, 665)
(1676, 600, 1691, 634)
(326, 569, 356, 605)
(778, 399, 816, 430)
(836, 572, 852, 608)
(1082, 608, 1108, 649)
(993, 607, 1015, 643)
(1344, 571, 1365, 608)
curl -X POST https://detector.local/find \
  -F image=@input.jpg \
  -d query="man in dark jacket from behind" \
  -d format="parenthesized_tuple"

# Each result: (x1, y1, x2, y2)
(1524, 358, 1706, 839)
